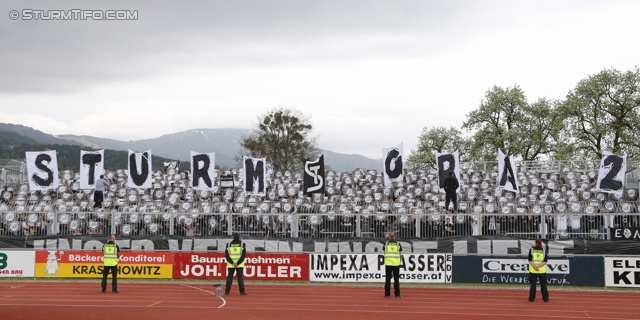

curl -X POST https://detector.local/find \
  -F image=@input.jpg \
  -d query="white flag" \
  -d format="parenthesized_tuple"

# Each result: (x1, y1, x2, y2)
(436, 151, 460, 190)
(191, 151, 216, 191)
(80, 149, 105, 189)
(595, 151, 626, 197)
(26, 150, 59, 191)
(497, 149, 520, 194)
(127, 150, 152, 189)
(382, 143, 403, 186)
(243, 156, 266, 196)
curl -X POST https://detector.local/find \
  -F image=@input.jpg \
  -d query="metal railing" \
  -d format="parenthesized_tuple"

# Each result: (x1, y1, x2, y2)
(2, 209, 638, 241)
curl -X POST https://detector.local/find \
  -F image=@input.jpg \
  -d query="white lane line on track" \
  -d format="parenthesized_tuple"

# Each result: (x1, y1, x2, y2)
(179, 284, 226, 309)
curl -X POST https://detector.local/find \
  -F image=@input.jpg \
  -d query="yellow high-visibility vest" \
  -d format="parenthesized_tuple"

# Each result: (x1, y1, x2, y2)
(103, 243, 118, 266)
(227, 243, 245, 268)
(529, 248, 546, 274)
(384, 241, 401, 266)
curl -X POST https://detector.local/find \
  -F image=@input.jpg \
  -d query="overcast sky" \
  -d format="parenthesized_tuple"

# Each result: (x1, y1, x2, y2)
(1, 0, 638, 159)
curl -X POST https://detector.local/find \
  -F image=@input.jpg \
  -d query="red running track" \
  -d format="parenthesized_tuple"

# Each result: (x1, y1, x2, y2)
(0, 282, 638, 320)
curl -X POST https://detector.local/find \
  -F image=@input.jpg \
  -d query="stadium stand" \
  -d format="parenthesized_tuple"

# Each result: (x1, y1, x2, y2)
(1, 160, 639, 240)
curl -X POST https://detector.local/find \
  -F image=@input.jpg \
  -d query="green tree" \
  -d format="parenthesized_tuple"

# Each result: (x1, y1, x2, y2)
(240, 107, 319, 171)
(462, 85, 561, 161)
(406, 126, 471, 170)
(518, 98, 564, 161)
(462, 85, 527, 161)
(559, 67, 640, 160)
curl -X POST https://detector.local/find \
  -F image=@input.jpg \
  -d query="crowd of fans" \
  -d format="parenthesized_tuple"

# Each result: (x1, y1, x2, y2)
(1, 165, 639, 239)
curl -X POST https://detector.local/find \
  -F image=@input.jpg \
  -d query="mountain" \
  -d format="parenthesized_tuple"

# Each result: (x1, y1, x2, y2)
(321, 150, 381, 172)
(59, 128, 245, 169)
(1, 124, 382, 172)
(0, 123, 81, 146)
(0, 130, 39, 145)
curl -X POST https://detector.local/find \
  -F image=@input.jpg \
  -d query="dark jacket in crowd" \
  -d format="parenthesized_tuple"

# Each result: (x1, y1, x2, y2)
(444, 176, 459, 194)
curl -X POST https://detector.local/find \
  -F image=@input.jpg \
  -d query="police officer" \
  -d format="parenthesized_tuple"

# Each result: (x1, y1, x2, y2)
(225, 233, 247, 296)
(528, 238, 548, 302)
(101, 234, 120, 293)
(384, 232, 402, 298)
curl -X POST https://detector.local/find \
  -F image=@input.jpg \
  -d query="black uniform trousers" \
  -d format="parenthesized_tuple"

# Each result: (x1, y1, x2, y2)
(445, 192, 458, 212)
(385, 265, 401, 297)
(529, 272, 548, 301)
(101, 265, 118, 292)
(226, 267, 246, 294)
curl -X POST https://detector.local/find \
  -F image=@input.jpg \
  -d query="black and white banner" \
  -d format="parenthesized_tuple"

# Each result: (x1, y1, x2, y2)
(382, 143, 403, 186)
(243, 156, 266, 196)
(609, 228, 640, 241)
(80, 150, 104, 189)
(163, 161, 180, 172)
(596, 151, 626, 197)
(25, 151, 59, 191)
(220, 174, 235, 189)
(497, 149, 519, 194)
(17, 236, 640, 256)
(304, 155, 325, 195)
(190, 151, 215, 191)
(605, 257, 640, 287)
(436, 151, 460, 190)
(127, 150, 152, 189)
